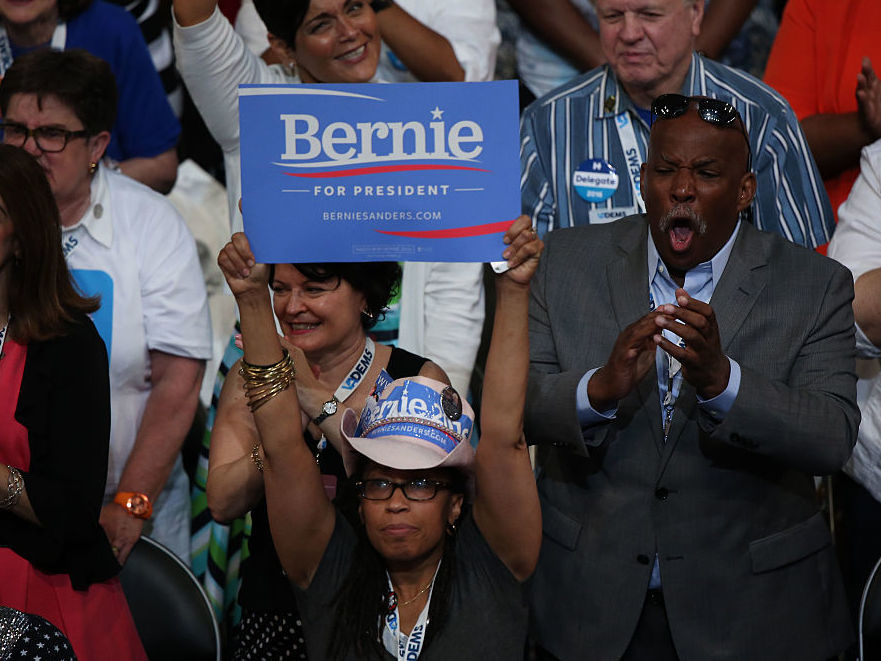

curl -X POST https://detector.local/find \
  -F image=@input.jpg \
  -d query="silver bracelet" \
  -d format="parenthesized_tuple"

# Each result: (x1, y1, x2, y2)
(0, 467, 23, 509)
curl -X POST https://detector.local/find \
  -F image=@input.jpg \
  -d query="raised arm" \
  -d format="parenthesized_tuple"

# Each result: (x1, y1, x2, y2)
(172, 0, 218, 26)
(217, 233, 335, 589)
(507, 0, 604, 72)
(374, 4, 464, 81)
(472, 216, 543, 582)
(695, 0, 759, 60)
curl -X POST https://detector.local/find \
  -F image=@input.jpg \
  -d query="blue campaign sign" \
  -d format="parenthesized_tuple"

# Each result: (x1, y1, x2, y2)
(238, 81, 520, 263)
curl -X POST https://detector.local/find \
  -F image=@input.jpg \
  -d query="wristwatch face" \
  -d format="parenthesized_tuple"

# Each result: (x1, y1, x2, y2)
(127, 494, 150, 517)
(322, 399, 339, 416)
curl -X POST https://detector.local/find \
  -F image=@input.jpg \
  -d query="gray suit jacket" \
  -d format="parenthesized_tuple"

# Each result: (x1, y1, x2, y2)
(526, 216, 859, 661)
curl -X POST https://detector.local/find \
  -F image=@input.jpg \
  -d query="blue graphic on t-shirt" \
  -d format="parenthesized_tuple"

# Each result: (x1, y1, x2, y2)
(71, 269, 114, 355)
(386, 50, 408, 72)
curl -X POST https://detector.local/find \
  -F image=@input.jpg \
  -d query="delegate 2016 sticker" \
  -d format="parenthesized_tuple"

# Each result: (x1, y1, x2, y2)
(573, 158, 619, 203)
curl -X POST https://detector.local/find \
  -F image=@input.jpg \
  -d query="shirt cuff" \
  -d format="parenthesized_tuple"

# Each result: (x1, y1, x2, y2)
(576, 368, 618, 428)
(697, 357, 741, 419)
(855, 322, 881, 358)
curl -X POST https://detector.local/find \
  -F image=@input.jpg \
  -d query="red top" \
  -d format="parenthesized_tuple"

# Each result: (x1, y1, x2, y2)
(0, 338, 30, 470)
(764, 0, 881, 224)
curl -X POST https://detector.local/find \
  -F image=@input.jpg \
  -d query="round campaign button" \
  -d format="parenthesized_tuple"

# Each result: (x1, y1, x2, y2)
(572, 159, 619, 203)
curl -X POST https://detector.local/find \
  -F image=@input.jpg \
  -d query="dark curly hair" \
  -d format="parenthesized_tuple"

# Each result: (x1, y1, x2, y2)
(270, 262, 401, 330)
(253, 0, 310, 49)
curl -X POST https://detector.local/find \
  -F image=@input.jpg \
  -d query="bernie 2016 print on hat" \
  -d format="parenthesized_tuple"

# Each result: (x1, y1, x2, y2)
(340, 375, 475, 478)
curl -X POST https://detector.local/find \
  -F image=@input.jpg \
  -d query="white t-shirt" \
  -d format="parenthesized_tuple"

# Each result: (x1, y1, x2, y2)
(828, 138, 881, 503)
(515, 0, 596, 98)
(61, 167, 212, 553)
(376, 0, 499, 84)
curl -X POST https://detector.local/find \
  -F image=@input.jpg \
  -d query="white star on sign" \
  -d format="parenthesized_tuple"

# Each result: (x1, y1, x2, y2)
(430, 106, 444, 120)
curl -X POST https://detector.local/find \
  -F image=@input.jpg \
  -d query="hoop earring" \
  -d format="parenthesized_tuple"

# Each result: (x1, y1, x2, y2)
(361, 308, 375, 320)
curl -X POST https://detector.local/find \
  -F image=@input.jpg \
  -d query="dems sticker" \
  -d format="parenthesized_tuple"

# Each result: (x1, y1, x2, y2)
(573, 159, 619, 203)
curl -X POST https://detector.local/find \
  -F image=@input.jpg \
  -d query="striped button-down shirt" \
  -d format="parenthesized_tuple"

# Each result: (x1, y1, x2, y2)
(520, 52, 833, 248)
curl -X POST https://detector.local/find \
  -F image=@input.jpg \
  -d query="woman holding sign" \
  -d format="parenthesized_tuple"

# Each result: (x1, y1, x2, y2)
(208, 249, 448, 657)
(172, 0, 486, 397)
(174, 0, 489, 651)
(217, 216, 541, 660)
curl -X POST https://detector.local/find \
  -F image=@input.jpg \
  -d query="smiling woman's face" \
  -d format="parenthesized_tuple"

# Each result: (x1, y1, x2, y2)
(291, 0, 380, 84)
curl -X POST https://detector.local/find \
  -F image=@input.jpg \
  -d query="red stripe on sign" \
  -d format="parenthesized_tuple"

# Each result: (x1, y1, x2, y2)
(375, 220, 515, 239)
(284, 164, 490, 178)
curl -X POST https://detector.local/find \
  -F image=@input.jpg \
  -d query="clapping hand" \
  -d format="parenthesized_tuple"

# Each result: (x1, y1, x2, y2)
(653, 289, 730, 399)
(857, 57, 881, 141)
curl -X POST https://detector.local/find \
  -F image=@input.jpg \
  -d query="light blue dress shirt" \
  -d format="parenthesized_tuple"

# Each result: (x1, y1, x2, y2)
(575, 221, 744, 589)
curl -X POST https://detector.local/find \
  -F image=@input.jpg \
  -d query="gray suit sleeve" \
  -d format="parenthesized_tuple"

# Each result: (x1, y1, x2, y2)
(525, 239, 599, 455)
(704, 263, 859, 474)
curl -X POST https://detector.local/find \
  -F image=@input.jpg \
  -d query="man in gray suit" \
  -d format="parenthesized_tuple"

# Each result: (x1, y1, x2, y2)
(526, 95, 859, 660)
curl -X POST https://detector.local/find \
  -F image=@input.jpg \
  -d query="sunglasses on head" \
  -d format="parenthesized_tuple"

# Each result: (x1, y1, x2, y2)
(650, 94, 740, 127)
(650, 93, 752, 171)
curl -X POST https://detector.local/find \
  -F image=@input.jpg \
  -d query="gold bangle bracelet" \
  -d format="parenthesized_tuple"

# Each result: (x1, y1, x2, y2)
(240, 350, 296, 411)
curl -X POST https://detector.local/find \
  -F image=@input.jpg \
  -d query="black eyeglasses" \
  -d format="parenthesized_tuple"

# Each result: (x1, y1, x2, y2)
(0, 121, 91, 153)
(650, 93, 752, 171)
(355, 478, 450, 501)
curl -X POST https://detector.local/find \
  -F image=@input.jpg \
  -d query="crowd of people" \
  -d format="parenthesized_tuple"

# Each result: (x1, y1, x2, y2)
(0, 0, 880, 659)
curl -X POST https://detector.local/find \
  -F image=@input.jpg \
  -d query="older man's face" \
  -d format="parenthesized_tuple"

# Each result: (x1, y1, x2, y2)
(595, 0, 702, 106)
(639, 107, 755, 281)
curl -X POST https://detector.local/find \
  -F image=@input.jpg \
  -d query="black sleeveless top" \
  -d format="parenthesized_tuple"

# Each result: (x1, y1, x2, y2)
(238, 347, 430, 611)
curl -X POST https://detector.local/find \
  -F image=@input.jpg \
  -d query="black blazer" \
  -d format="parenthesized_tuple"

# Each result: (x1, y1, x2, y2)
(6, 314, 119, 589)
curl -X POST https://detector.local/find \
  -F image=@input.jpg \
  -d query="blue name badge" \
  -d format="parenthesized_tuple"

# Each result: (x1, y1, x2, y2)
(238, 81, 521, 263)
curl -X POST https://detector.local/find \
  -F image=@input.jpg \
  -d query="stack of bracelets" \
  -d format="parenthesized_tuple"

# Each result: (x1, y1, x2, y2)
(239, 349, 296, 412)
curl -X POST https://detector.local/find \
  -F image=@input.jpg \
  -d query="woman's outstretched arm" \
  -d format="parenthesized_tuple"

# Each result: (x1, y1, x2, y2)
(472, 216, 543, 581)
(217, 233, 335, 588)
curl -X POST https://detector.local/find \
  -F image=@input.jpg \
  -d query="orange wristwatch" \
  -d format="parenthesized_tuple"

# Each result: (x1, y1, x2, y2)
(114, 491, 153, 519)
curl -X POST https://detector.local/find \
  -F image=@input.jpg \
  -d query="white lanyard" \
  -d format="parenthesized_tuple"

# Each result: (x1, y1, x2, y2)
(382, 562, 441, 660)
(0, 22, 66, 76)
(648, 289, 684, 441)
(0, 315, 9, 358)
(613, 111, 646, 214)
(334, 337, 376, 401)
(315, 337, 376, 455)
